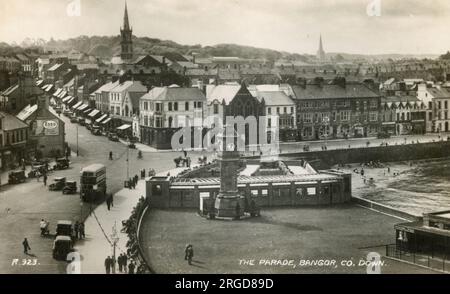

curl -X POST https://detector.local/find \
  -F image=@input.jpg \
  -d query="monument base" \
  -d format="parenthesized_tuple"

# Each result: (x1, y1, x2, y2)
(214, 195, 245, 218)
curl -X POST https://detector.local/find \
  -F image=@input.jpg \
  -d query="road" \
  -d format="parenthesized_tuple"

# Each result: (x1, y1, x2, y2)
(0, 113, 206, 274)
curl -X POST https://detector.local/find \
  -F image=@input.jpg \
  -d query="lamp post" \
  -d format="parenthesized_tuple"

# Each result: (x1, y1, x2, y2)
(110, 221, 119, 274)
(76, 125, 79, 156)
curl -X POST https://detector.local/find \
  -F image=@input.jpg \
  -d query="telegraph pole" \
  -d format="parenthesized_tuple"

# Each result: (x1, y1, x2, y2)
(76, 125, 79, 156)
(126, 146, 129, 179)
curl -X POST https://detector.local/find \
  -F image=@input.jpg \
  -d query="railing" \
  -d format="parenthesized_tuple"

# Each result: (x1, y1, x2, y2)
(385, 244, 450, 273)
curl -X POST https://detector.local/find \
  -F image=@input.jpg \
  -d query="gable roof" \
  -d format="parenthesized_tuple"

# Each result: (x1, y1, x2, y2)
(206, 84, 242, 105)
(427, 87, 450, 99)
(292, 83, 380, 100)
(256, 91, 294, 106)
(140, 87, 206, 102)
(111, 81, 147, 93)
(0, 111, 29, 131)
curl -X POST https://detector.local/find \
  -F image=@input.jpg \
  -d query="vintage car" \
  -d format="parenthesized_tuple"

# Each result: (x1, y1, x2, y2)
(92, 128, 102, 136)
(70, 116, 78, 123)
(8, 170, 26, 184)
(49, 177, 67, 191)
(77, 117, 86, 126)
(377, 131, 392, 139)
(56, 220, 73, 238)
(85, 124, 92, 131)
(52, 236, 73, 260)
(54, 158, 70, 170)
(63, 110, 73, 117)
(62, 181, 77, 194)
(108, 133, 119, 142)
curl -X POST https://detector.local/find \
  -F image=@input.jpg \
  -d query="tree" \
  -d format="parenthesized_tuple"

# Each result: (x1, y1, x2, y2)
(439, 51, 450, 60)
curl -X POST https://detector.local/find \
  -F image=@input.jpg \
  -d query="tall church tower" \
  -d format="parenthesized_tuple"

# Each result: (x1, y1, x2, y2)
(317, 34, 326, 61)
(120, 2, 133, 61)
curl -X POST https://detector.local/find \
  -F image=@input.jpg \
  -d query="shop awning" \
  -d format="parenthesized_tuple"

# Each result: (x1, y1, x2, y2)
(88, 109, 100, 117)
(62, 96, 72, 102)
(102, 118, 112, 125)
(53, 89, 62, 97)
(96, 114, 108, 123)
(67, 97, 75, 104)
(83, 108, 92, 114)
(117, 124, 131, 131)
(77, 104, 89, 111)
(72, 101, 83, 109)
(382, 122, 395, 125)
(58, 90, 67, 99)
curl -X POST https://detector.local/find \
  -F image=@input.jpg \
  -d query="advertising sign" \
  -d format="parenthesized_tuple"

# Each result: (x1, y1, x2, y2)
(31, 119, 59, 136)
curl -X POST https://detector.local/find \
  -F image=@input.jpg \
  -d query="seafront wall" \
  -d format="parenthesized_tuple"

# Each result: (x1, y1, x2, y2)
(276, 141, 450, 168)
(351, 196, 420, 222)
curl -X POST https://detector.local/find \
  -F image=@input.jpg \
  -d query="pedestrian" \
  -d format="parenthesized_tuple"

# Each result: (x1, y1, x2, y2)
(74, 221, 79, 240)
(128, 261, 135, 274)
(79, 222, 85, 239)
(106, 197, 111, 211)
(109, 151, 113, 160)
(186, 245, 194, 265)
(361, 168, 365, 176)
(118, 254, 123, 273)
(123, 254, 128, 273)
(105, 256, 111, 274)
(22, 238, 31, 254)
(43, 173, 48, 186)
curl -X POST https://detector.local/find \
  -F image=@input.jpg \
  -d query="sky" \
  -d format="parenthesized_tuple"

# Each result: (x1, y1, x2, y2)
(0, 0, 449, 55)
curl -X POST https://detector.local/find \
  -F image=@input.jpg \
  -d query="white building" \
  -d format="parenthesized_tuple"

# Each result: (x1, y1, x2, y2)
(139, 86, 206, 149)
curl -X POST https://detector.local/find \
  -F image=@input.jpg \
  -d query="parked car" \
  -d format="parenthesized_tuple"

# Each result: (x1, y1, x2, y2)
(52, 236, 73, 260)
(85, 124, 92, 131)
(70, 116, 78, 123)
(377, 131, 391, 139)
(49, 177, 67, 191)
(56, 220, 73, 238)
(108, 133, 119, 142)
(8, 170, 26, 184)
(54, 158, 70, 170)
(92, 128, 102, 136)
(77, 117, 86, 126)
(62, 181, 77, 194)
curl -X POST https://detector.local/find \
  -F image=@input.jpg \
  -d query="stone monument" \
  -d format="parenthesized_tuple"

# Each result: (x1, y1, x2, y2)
(214, 124, 245, 218)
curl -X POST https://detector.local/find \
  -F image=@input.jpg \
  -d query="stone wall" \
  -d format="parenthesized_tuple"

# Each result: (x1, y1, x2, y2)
(277, 141, 450, 168)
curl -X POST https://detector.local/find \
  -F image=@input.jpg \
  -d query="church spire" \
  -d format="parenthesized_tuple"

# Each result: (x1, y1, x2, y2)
(123, 1, 130, 31)
(317, 34, 326, 61)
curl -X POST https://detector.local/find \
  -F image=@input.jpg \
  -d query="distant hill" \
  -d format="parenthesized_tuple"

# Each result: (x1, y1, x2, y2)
(0, 35, 442, 62)
(40, 35, 304, 61)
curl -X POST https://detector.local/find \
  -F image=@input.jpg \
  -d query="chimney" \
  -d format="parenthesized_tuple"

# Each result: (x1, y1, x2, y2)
(162, 56, 166, 65)
(297, 77, 307, 89)
(314, 77, 325, 88)
(192, 54, 196, 64)
(333, 77, 346, 88)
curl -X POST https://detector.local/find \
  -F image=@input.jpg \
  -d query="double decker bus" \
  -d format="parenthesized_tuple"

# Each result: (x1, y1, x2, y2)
(80, 164, 106, 202)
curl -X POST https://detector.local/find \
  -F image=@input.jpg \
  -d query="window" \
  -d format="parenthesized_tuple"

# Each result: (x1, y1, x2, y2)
(283, 107, 287, 114)
(174, 102, 178, 111)
(261, 189, 268, 197)
(251, 190, 258, 197)
(144, 116, 148, 126)
(185, 102, 189, 111)
(276, 107, 280, 114)
(155, 117, 162, 128)
(303, 113, 312, 123)
(340, 111, 350, 121)
(438, 101, 442, 109)
(290, 107, 294, 114)
(168, 102, 172, 111)
(143, 102, 148, 111)
(268, 118, 271, 128)
(370, 112, 378, 122)
(156, 103, 162, 112)
(307, 187, 316, 196)
(445, 101, 448, 109)
(268, 107, 271, 115)
(370, 100, 377, 109)
(213, 104, 219, 114)
(196, 102, 202, 109)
